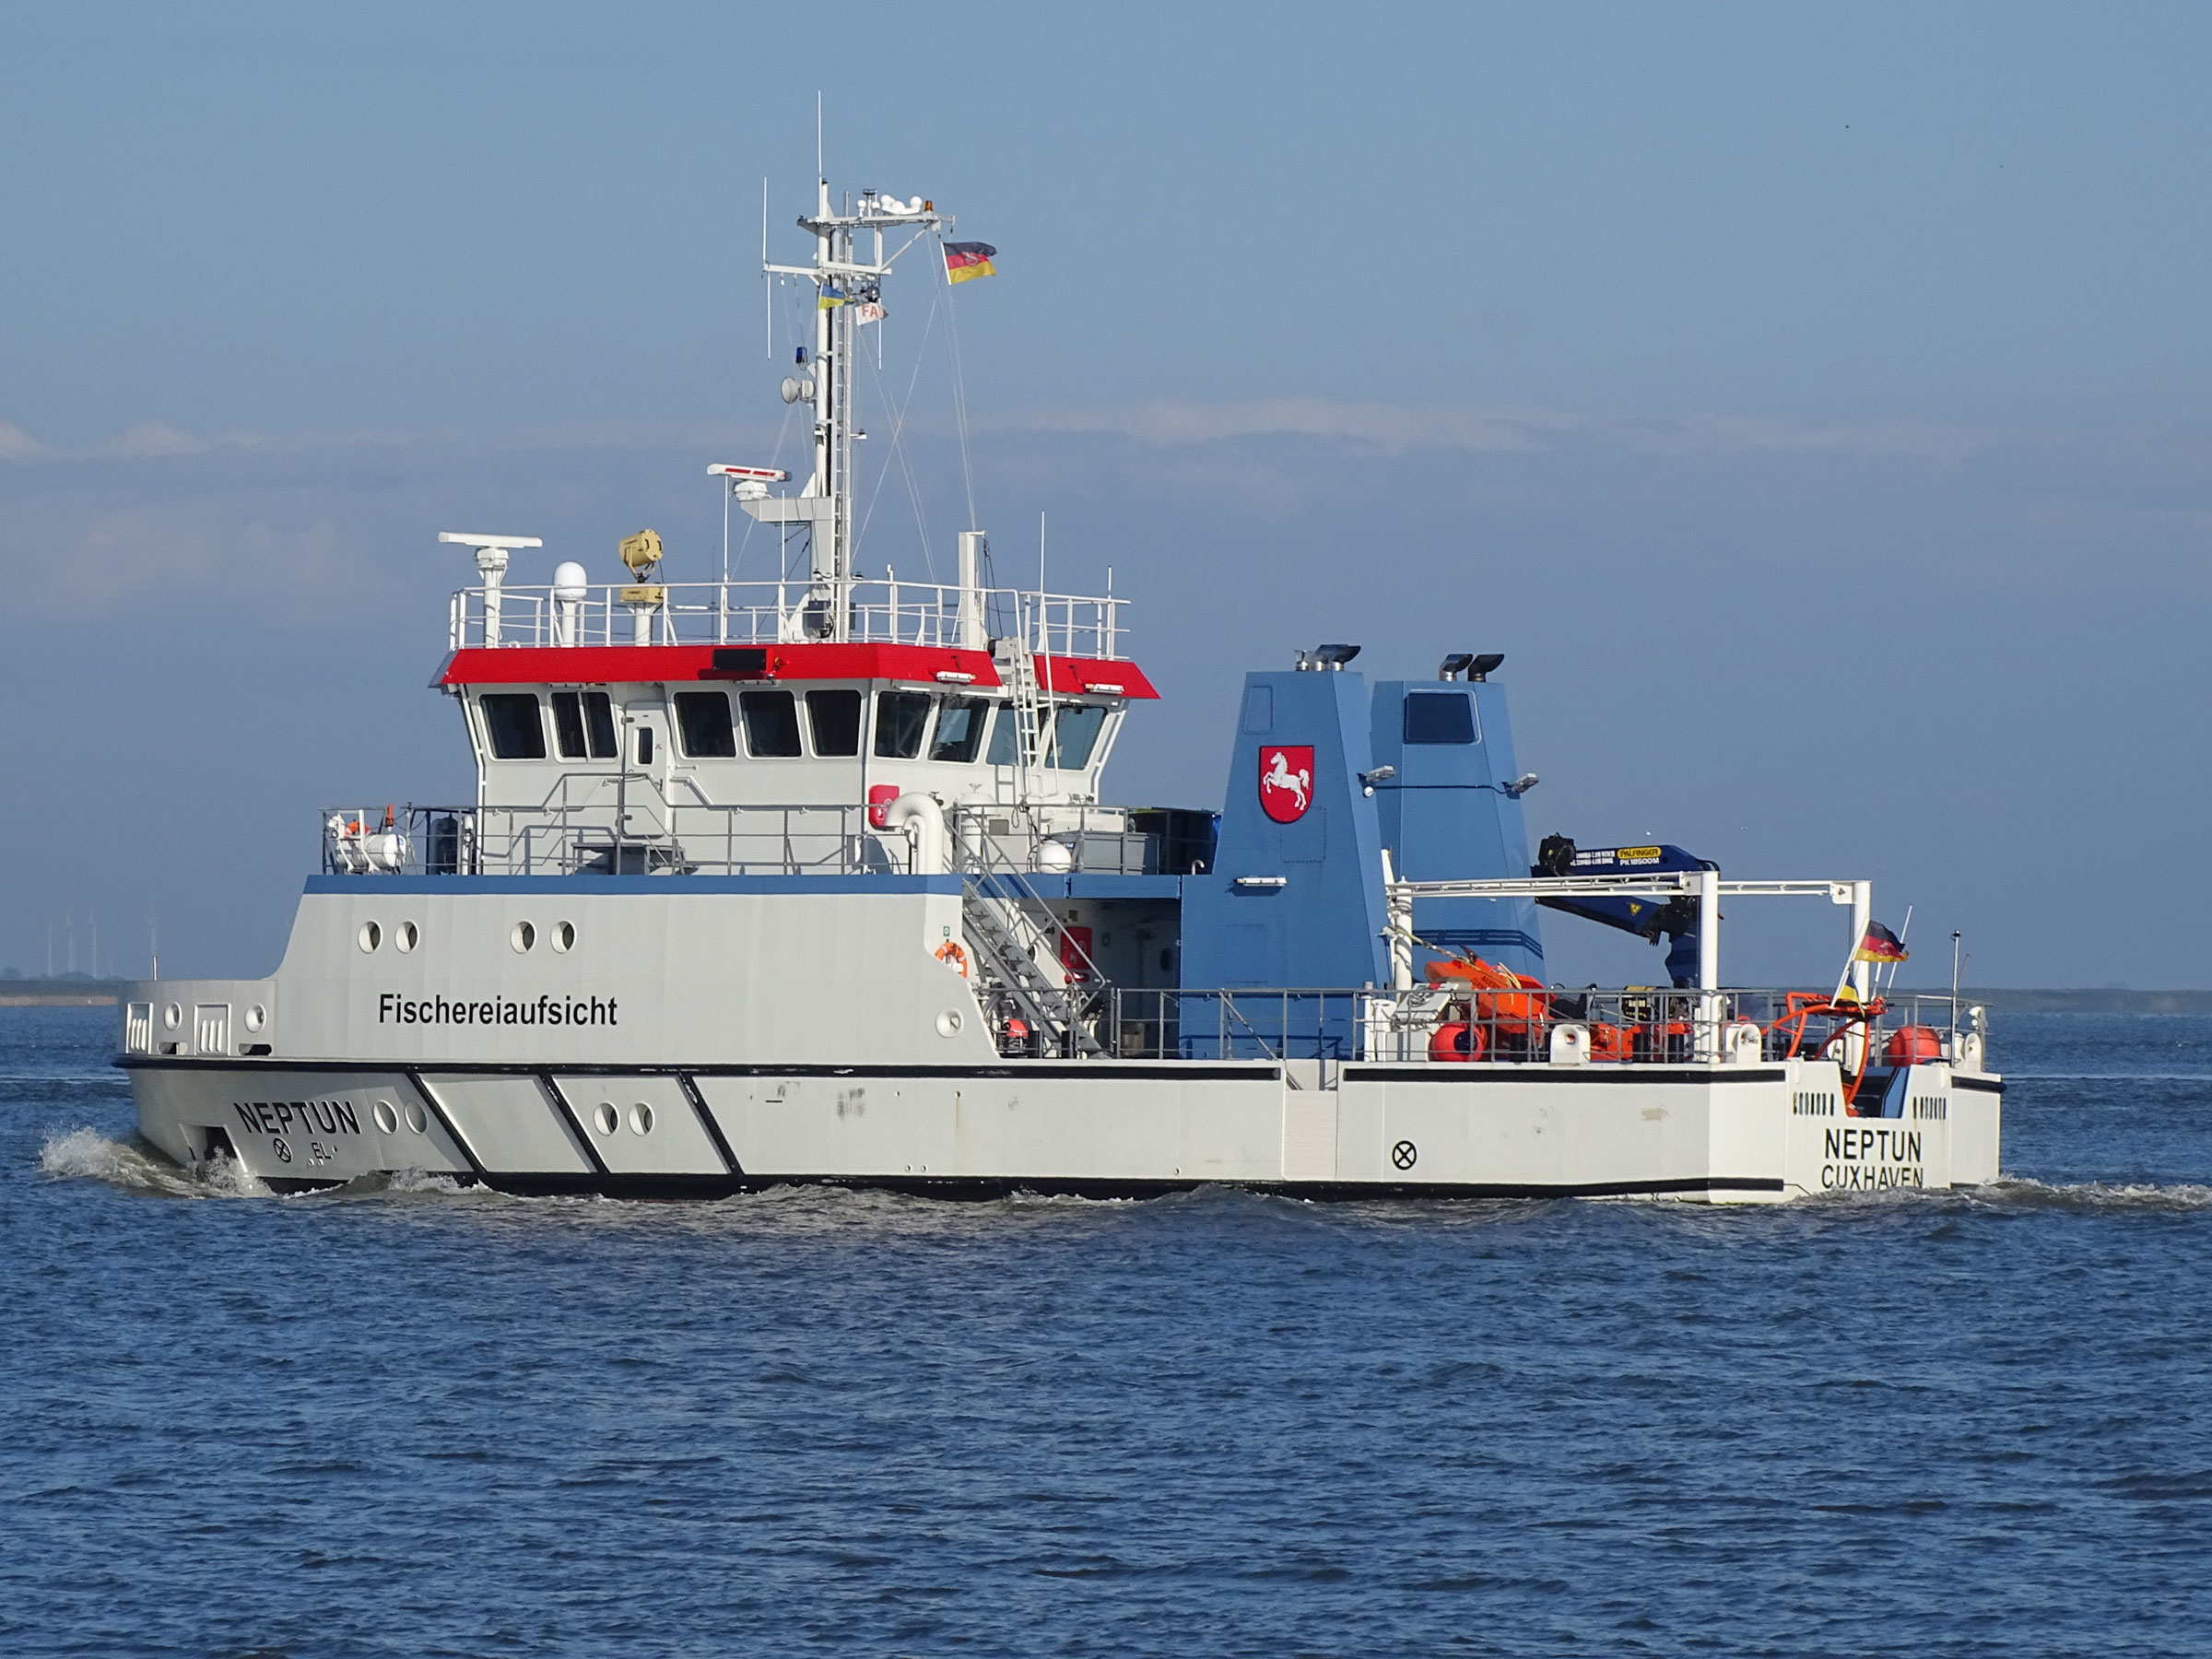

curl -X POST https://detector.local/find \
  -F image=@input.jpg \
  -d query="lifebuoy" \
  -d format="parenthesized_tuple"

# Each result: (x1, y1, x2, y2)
(934, 939, 970, 978)
(1884, 1025, 1942, 1065)
(1429, 1021, 1485, 1063)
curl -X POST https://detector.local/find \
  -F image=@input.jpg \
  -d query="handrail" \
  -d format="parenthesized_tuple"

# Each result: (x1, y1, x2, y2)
(450, 578, 1132, 657)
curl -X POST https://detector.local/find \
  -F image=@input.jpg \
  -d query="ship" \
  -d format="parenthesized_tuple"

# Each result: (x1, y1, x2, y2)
(116, 166, 2002, 1201)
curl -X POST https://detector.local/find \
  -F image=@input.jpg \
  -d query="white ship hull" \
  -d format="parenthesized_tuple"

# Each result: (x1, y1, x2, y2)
(124, 1053, 1998, 1201)
(118, 886, 2002, 1201)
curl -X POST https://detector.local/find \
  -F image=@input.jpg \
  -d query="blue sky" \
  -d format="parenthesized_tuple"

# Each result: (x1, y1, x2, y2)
(3, 2, 2207, 986)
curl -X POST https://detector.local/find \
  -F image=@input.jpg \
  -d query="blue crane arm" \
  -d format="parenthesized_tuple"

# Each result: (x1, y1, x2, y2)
(1529, 835, 1715, 987)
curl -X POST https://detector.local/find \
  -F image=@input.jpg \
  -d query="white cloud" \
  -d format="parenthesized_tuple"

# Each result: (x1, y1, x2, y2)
(994, 397, 1994, 466)
(108, 422, 218, 458)
(2, 501, 361, 620)
(0, 423, 41, 460)
(1002, 397, 1552, 453)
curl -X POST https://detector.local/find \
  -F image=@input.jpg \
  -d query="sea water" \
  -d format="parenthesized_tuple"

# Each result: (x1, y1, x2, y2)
(5, 1005, 2209, 1657)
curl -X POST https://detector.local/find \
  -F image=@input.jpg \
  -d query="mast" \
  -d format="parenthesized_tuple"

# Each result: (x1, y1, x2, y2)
(756, 171, 947, 641)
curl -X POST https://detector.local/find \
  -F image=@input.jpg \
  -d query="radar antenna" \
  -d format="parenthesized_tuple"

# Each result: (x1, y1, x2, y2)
(439, 531, 542, 647)
(751, 171, 948, 640)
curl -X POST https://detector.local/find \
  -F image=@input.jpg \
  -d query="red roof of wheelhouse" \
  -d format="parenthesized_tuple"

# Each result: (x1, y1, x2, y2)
(434, 642, 1159, 698)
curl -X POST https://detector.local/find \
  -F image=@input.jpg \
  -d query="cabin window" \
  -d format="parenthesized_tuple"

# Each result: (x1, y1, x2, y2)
(552, 691, 618, 759)
(480, 694, 547, 760)
(673, 692, 737, 758)
(635, 725, 653, 765)
(739, 690, 803, 758)
(874, 691, 931, 759)
(930, 698, 991, 763)
(1404, 691, 1478, 745)
(807, 689, 862, 757)
(984, 702, 1020, 766)
(1048, 704, 1108, 770)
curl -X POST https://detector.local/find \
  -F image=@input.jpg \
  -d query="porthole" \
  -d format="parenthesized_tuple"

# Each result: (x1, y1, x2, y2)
(512, 921, 536, 953)
(243, 1004, 267, 1033)
(359, 921, 382, 953)
(396, 921, 418, 953)
(594, 1102, 619, 1136)
(371, 1100, 399, 1134)
(162, 1002, 182, 1030)
(552, 921, 575, 953)
(404, 1101, 429, 1135)
(629, 1102, 654, 1135)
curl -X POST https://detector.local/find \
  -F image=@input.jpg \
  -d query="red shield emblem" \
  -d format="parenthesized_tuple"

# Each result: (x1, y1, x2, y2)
(1258, 745, 1314, 824)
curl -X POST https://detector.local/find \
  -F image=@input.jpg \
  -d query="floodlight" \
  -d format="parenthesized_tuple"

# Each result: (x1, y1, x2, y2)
(1312, 642, 1361, 668)
(1438, 653, 1475, 680)
(1469, 653, 1505, 680)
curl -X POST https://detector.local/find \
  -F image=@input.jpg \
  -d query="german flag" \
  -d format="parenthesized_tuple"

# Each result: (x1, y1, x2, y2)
(943, 241, 997, 283)
(1853, 922, 1910, 964)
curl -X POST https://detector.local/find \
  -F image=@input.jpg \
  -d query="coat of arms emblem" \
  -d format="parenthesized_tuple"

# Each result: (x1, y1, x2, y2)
(1258, 746, 1314, 824)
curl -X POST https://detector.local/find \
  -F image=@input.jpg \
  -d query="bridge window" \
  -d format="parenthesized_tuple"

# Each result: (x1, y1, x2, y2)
(480, 694, 546, 760)
(552, 691, 618, 759)
(1404, 691, 1477, 745)
(807, 689, 862, 757)
(930, 698, 991, 763)
(1048, 703, 1107, 769)
(874, 691, 931, 759)
(739, 690, 803, 758)
(673, 691, 737, 758)
(985, 702, 1019, 766)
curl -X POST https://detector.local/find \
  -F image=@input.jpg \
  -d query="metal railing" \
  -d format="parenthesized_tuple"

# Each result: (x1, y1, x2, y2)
(948, 803, 1157, 878)
(324, 802, 910, 878)
(1091, 984, 1985, 1080)
(323, 797, 1191, 881)
(451, 578, 1128, 660)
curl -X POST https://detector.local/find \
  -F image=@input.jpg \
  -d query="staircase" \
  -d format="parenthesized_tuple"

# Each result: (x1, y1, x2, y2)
(960, 882, 1103, 1056)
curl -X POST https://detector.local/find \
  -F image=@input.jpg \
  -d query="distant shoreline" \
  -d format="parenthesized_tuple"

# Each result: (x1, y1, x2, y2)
(4, 982, 2209, 1014)
(0, 981, 128, 1006)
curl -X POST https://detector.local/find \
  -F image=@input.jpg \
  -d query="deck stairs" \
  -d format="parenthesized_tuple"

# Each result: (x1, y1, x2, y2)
(959, 881, 1103, 1056)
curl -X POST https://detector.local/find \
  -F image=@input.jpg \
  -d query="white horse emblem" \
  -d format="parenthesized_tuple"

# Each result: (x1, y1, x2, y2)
(1259, 747, 1313, 822)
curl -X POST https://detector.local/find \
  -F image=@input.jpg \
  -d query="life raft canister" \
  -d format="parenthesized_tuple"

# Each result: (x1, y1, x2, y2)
(1425, 957, 1548, 1034)
(1884, 1025, 1942, 1065)
(1430, 1022, 1486, 1063)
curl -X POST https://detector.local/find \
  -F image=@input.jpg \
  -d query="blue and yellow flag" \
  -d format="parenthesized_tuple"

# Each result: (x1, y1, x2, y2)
(817, 285, 846, 311)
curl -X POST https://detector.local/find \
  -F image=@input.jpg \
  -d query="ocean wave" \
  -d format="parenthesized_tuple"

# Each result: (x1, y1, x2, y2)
(1968, 1175, 2212, 1214)
(2006, 1072, 2212, 1083)
(37, 1126, 270, 1198)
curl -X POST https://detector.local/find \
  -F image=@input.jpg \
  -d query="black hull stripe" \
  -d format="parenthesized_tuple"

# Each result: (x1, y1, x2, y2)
(116, 1056, 1884, 1088)
(255, 1172, 1789, 1202)
(678, 1073, 746, 1176)
(118, 1056, 1281, 1083)
(539, 1075, 611, 1176)
(1949, 1076, 2004, 1093)
(1343, 1065, 1789, 1085)
(406, 1069, 488, 1177)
